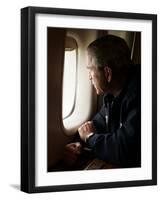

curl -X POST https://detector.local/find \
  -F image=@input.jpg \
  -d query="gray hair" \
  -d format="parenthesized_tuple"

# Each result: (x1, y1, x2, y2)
(87, 35, 132, 74)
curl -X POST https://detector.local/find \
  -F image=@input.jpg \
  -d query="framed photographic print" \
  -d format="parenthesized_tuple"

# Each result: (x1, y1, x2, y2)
(21, 6, 157, 193)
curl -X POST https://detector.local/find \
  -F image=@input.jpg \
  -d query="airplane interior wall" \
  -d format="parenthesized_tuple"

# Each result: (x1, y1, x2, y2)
(132, 32, 141, 64)
(47, 28, 72, 170)
(47, 28, 98, 170)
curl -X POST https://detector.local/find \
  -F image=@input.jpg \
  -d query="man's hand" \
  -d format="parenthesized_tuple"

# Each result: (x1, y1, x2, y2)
(63, 142, 82, 166)
(78, 121, 96, 142)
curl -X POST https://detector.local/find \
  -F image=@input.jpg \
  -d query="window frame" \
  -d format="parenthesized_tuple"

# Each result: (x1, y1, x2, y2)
(62, 37, 78, 120)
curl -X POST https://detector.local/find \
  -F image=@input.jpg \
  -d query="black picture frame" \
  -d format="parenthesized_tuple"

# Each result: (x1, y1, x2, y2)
(21, 6, 157, 193)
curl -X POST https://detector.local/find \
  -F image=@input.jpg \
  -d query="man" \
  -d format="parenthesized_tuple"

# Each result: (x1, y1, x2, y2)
(64, 35, 141, 168)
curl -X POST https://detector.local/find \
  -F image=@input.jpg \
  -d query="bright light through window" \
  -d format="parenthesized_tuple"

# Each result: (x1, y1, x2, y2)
(62, 49, 77, 119)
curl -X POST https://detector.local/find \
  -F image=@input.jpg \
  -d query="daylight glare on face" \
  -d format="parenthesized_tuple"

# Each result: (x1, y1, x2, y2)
(86, 54, 104, 95)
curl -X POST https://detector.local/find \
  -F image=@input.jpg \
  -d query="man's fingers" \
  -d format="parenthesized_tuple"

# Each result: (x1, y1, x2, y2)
(75, 143, 82, 154)
(63, 143, 82, 166)
(74, 142, 81, 149)
(70, 142, 82, 154)
(79, 122, 91, 131)
(78, 121, 95, 141)
(65, 142, 82, 155)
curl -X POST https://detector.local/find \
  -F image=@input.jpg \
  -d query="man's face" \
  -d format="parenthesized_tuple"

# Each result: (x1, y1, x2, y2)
(86, 53, 107, 95)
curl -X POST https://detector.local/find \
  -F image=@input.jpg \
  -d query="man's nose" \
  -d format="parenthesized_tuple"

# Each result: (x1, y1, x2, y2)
(89, 72, 92, 80)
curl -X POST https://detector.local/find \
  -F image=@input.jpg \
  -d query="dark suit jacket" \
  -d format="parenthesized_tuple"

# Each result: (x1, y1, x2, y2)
(87, 65, 141, 168)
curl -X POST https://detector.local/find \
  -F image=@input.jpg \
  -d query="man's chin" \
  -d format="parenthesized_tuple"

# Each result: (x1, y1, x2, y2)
(93, 85, 103, 95)
(95, 88, 103, 95)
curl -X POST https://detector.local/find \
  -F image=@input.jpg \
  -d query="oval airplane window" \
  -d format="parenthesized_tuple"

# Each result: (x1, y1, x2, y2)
(62, 37, 78, 119)
(63, 30, 98, 135)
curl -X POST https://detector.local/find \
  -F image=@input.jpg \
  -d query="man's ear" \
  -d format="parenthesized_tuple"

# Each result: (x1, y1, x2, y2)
(104, 66, 112, 83)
